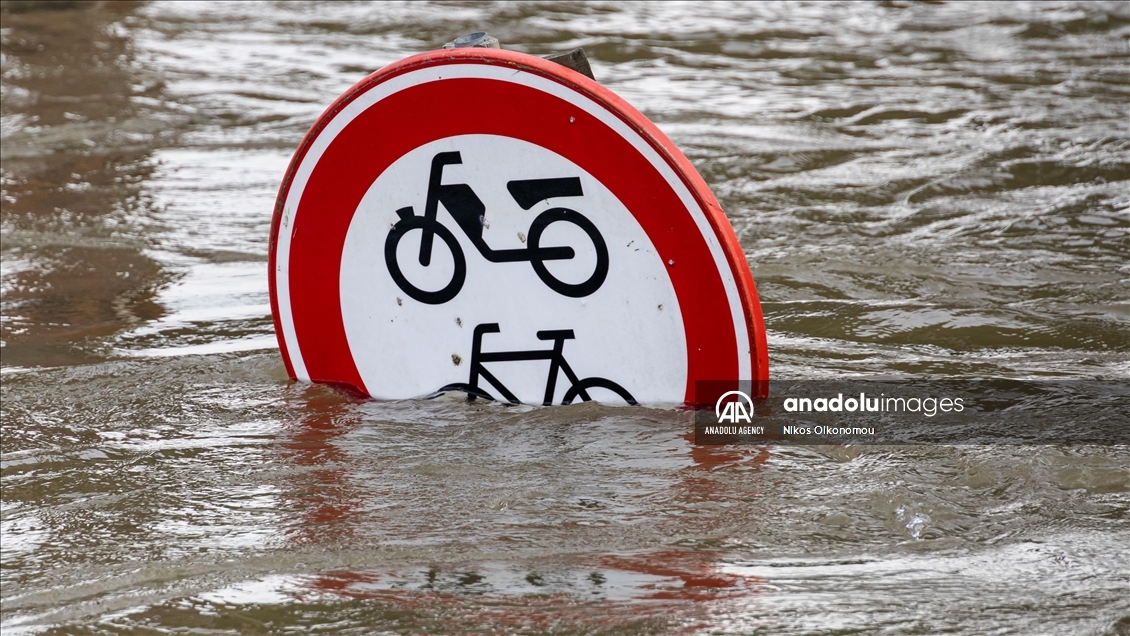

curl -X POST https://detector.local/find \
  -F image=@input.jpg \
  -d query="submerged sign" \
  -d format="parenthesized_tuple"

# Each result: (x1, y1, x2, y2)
(269, 48, 767, 405)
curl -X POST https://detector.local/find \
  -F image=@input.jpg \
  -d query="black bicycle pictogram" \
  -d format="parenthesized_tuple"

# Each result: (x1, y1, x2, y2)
(385, 151, 610, 305)
(437, 323, 637, 406)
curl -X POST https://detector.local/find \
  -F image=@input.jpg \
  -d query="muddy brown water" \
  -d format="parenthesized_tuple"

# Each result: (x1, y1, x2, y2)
(2, 2, 1128, 634)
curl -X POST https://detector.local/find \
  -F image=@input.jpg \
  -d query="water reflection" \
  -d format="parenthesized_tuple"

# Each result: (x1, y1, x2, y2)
(1, 1, 168, 367)
(279, 386, 364, 548)
(268, 396, 772, 628)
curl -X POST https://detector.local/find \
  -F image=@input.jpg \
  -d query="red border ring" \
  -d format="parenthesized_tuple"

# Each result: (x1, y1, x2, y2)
(268, 48, 768, 403)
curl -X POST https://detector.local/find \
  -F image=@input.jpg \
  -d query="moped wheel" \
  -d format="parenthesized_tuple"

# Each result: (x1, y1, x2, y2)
(384, 216, 466, 305)
(527, 208, 609, 298)
(561, 377, 638, 405)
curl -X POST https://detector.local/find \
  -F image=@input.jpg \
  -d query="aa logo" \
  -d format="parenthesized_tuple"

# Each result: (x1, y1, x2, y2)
(715, 390, 753, 424)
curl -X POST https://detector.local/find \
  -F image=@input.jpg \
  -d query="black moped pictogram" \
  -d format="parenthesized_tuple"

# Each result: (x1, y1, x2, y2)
(437, 323, 637, 406)
(384, 151, 609, 304)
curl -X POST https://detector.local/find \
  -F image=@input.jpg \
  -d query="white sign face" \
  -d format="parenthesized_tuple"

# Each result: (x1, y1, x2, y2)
(339, 134, 687, 404)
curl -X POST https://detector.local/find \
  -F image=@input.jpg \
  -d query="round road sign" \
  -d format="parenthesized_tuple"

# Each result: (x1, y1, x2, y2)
(269, 47, 768, 405)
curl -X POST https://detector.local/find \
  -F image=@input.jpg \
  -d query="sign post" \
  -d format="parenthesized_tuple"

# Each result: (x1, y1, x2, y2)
(269, 47, 768, 405)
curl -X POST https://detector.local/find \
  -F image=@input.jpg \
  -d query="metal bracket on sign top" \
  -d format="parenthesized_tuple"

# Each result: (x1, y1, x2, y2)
(444, 31, 596, 81)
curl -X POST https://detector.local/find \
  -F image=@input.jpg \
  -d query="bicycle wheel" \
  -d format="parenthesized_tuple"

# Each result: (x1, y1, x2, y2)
(561, 377, 638, 406)
(384, 216, 466, 305)
(527, 208, 608, 298)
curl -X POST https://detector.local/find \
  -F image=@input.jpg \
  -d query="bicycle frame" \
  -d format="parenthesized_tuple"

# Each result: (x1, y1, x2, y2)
(463, 323, 586, 406)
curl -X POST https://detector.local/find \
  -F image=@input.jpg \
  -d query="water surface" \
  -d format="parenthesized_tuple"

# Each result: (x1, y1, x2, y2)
(2, 2, 1128, 634)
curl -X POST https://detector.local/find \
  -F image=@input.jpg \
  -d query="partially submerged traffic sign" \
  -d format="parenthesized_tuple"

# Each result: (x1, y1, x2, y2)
(269, 45, 768, 405)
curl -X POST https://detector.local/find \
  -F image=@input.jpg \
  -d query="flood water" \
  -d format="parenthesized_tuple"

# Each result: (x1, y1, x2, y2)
(2, 1, 1128, 634)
